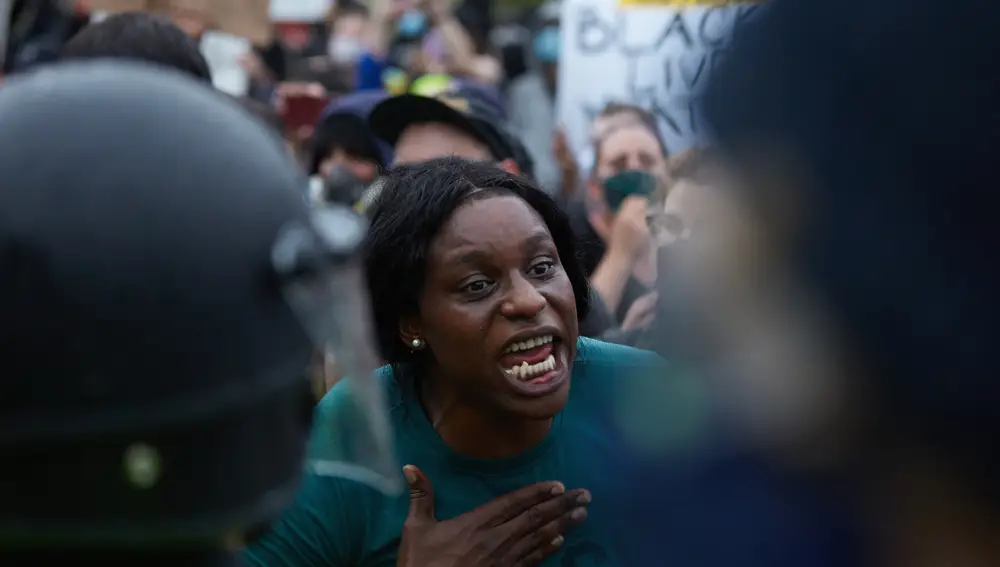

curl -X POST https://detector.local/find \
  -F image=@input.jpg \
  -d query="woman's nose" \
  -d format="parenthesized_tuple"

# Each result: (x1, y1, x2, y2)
(627, 155, 644, 171)
(501, 274, 547, 319)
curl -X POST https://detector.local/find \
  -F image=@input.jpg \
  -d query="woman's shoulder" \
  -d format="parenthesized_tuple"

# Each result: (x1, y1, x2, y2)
(308, 364, 404, 475)
(315, 364, 398, 416)
(573, 336, 665, 369)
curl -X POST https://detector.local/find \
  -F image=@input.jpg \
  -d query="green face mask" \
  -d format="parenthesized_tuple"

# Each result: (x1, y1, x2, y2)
(601, 169, 658, 212)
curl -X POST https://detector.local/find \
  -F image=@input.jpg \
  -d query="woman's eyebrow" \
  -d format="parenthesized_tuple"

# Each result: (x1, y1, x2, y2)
(455, 250, 491, 265)
(446, 232, 553, 266)
(520, 232, 554, 253)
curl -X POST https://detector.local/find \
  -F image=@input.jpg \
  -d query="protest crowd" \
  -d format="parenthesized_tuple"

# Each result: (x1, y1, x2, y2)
(2, 0, 999, 566)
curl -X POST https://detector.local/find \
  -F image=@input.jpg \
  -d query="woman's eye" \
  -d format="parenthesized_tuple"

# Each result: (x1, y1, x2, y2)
(529, 261, 556, 277)
(462, 280, 491, 294)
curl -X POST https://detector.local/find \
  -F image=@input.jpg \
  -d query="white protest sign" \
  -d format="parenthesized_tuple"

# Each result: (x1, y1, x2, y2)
(557, 0, 761, 155)
(270, 0, 332, 22)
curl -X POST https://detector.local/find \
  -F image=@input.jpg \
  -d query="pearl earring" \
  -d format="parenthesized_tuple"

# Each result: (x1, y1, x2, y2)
(411, 338, 423, 349)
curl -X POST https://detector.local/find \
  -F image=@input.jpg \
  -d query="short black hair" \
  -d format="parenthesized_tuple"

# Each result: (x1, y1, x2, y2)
(364, 157, 591, 367)
(61, 13, 212, 82)
(308, 114, 385, 174)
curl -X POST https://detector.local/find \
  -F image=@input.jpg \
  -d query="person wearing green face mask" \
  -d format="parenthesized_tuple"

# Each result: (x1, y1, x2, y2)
(565, 112, 670, 324)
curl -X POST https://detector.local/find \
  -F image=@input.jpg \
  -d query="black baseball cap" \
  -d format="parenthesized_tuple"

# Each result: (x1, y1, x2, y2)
(368, 80, 516, 161)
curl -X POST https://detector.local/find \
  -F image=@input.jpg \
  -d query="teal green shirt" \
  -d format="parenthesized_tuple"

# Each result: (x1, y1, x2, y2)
(245, 337, 665, 567)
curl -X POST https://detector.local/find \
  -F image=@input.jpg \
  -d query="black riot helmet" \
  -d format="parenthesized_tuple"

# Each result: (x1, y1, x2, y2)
(0, 61, 396, 549)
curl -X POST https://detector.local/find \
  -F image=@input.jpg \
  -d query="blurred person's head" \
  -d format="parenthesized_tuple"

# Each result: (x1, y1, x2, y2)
(309, 91, 391, 203)
(455, 5, 493, 56)
(647, 147, 724, 246)
(533, 1, 562, 91)
(532, 24, 560, 90)
(492, 24, 531, 83)
(591, 102, 647, 140)
(683, 0, 1000, 561)
(165, 1, 208, 41)
(575, 102, 650, 174)
(364, 157, 590, 421)
(588, 106, 669, 221)
(327, 1, 370, 65)
(386, 37, 427, 80)
(369, 81, 522, 175)
(61, 12, 211, 82)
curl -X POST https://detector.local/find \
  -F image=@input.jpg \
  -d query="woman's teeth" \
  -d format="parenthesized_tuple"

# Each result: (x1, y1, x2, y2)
(503, 334, 554, 354)
(507, 354, 556, 380)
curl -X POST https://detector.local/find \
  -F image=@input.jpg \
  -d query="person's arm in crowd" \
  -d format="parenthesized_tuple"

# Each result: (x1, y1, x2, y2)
(590, 196, 651, 313)
(578, 287, 616, 338)
(506, 76, 560, 192)
(422, 0, 501, 84)
(355, 0, 402, 90)
(590, 249, 633, 314)
(553, 127, 580, 199)
(364, 0, 400, 59)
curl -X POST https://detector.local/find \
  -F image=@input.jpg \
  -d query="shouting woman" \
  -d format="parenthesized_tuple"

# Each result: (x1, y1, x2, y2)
(244, 158, 665, 567)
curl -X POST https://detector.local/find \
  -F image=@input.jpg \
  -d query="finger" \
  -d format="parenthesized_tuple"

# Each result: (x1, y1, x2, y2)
(637, 291, 659, 307)
(513, 535, 564, 567)
(507, 500, 589, 565)
(404, 465, 436, 523)
(501, 489, 589, 537)
(621, 195, 650, 216)
(476, 481, 567, 524)
(635, 312, 656, 329)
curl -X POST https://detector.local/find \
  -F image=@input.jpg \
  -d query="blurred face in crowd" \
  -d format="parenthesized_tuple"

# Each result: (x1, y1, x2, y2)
(408, 194, 579, 420)
(394, 123, 493, 165)
(333, 12, 368, 39)
(593, 124, 667, 182)
(168, 5, 207, 40)
(328, 12, 369, 65)
(319, 148, 379, 183)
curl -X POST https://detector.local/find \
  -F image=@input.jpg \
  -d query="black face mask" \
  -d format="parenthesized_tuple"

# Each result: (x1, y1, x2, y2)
(320, 166, 368, 208)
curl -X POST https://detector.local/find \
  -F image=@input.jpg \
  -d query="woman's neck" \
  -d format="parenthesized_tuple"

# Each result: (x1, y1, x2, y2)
(419, 375, 552, 459)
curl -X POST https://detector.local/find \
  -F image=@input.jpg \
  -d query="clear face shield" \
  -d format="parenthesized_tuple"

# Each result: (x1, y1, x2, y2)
(271, 205, 399, 495)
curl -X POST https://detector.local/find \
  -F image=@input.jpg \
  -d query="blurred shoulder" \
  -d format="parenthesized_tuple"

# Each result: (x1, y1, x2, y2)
(309, 365, 399, 457)
(574, 336, 665, 370)
(315, 364, 396, 415)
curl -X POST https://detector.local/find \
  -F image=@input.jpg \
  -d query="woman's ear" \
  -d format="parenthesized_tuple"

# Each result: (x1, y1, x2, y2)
(398, 316, 423, 350)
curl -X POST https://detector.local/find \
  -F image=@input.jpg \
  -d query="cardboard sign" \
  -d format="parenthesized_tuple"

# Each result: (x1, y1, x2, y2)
(557, 0, 761, 154)
(88, 0, 273, 45)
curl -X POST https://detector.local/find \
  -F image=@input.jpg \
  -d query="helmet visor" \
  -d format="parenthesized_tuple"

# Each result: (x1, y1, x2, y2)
(273, 206, 399, 495)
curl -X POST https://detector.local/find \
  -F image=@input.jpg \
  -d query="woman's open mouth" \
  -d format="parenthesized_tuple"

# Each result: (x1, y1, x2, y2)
(498, 334, 568, 395)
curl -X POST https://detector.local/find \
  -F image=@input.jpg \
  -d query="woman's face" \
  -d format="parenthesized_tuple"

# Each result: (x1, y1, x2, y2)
(407, 195, 579, 419)
(594, 124, 667, 180)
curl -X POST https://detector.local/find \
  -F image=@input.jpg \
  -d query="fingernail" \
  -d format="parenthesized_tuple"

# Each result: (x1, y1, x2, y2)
(550, 483, 565, 496)
(402, 466, 417, 485)
(571, 507, 587, 520)
(551, 535, 564, 548)
(577, 491, 591, 505)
